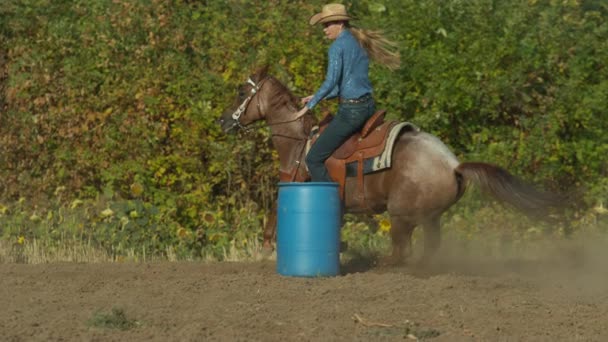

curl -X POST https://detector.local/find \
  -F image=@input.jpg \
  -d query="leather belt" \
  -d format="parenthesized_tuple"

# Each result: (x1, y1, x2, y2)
(339, 94, 372, 104)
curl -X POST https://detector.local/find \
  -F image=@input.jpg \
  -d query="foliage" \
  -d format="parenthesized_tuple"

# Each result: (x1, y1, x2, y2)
(0, 0, 606, 258)
(88, 307, 140, 331)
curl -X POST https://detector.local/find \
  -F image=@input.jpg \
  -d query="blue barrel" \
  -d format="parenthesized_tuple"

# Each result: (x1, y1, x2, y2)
(277, 182, 341, 277)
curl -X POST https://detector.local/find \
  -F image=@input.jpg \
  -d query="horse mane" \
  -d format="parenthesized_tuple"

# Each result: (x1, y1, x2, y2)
(253, 66, 300, 113)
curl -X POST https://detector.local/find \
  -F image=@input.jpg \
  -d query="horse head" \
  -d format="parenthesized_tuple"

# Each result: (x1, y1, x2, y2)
(218, 67, 272, 133)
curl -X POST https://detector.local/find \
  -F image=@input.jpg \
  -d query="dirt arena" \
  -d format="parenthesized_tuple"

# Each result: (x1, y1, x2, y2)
(2, 237, 608, 341)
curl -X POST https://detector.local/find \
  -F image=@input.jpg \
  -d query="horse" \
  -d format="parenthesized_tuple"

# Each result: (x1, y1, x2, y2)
(217, 67, 563, 265)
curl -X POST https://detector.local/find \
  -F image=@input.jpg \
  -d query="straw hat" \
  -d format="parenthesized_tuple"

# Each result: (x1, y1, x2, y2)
(309, 3, 353, 26)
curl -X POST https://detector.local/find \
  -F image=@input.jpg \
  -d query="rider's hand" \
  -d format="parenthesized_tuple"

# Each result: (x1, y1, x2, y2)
(296, 106, 309, 118)
(301, 95, 313, 105)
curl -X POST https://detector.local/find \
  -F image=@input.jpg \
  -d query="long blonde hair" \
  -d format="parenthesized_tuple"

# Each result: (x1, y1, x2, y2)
(348, 25, 401, 70)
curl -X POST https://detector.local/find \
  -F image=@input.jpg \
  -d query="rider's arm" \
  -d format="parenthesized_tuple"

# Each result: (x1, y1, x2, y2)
(325, 85, 339, 100)
(306, 42, 343, 110)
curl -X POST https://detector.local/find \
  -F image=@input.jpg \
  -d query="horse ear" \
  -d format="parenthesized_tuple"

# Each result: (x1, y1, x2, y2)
(254, 65, 269, 80)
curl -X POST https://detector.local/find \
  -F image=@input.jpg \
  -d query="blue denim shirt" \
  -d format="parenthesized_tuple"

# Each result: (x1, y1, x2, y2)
(306, 30, 372, 110)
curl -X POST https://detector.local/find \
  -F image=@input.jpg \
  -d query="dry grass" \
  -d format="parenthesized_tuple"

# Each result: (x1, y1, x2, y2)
(221, 238, 276, 262)
(0, 239, 113, 264)
(0, 237, 273, 264)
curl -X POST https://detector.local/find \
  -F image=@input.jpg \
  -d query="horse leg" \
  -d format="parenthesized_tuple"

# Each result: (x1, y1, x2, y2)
(262, 203, 277, 254)
(420, 215, 441, 265)
(380, 216, 416, 266)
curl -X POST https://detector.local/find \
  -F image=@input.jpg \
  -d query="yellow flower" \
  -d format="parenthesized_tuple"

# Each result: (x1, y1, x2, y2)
(176, 227, 189, 238)
(202, 211, 215, 224)
(17, 236, 25, 245)
(378, 218, 391, 233)
(130, 183, 144, 197)
(101, 208, 114, 218)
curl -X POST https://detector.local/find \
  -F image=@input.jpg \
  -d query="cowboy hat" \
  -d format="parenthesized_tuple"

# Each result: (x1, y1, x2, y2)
(309, 3, 353, 26)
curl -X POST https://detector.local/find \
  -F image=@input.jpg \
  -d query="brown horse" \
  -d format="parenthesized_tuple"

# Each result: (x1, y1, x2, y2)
(217, 68, 563, 265)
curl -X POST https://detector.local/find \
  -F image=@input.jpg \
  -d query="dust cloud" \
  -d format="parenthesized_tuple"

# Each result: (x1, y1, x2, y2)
(425, 228, 608, 297)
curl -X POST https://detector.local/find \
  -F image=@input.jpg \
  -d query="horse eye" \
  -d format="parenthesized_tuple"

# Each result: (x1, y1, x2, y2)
(238, 90, 246, 98)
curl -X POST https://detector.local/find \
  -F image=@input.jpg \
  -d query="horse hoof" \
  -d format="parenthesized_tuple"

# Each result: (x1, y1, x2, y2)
(260, 249, 273, 259)
(261, 242, 274, 258)
(377, 256, 405, 267)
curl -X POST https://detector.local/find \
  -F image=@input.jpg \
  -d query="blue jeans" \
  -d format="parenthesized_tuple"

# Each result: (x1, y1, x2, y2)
(306, 97, 375, 182)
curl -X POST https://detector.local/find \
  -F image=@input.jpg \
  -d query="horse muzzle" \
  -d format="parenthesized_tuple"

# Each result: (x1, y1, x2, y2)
(217, 116, 239, 133)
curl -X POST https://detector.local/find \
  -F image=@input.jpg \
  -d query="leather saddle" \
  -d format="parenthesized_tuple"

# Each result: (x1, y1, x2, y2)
(311, 109, 398, 207)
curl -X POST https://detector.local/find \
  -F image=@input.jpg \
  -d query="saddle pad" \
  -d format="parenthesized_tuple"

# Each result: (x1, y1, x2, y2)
(345, 122, 419, 175)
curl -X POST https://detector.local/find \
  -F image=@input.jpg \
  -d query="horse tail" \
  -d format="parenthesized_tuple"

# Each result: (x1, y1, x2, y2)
(455, 162, 564, 217)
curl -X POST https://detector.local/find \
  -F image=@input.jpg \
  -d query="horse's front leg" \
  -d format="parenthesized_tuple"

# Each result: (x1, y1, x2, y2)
(262, 202, 277, 253)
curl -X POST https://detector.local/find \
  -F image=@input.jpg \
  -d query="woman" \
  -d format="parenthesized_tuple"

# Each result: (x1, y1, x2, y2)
(298, 3, 401, 182)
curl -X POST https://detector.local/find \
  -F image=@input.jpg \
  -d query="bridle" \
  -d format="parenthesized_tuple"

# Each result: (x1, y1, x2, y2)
(230, 76, 312, 129)
(229, 77, 269, 131)
(229, 75, 315, 182)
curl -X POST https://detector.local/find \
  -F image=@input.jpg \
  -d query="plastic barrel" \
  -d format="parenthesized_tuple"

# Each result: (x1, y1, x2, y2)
(276, 182, 341, 277)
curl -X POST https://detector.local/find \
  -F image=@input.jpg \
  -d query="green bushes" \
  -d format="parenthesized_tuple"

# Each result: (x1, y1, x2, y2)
(1, 0, 606, 260)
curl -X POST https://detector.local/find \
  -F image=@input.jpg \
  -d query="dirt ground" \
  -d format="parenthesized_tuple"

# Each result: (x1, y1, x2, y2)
(2, 237, 608, 342)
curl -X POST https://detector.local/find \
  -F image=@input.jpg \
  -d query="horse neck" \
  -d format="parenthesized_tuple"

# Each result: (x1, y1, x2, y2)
(260, 79, 312, 178)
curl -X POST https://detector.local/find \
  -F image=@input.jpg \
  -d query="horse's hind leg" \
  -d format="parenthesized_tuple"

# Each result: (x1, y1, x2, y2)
(420, 215, 441, 264)
(381, 215, 416, 266)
